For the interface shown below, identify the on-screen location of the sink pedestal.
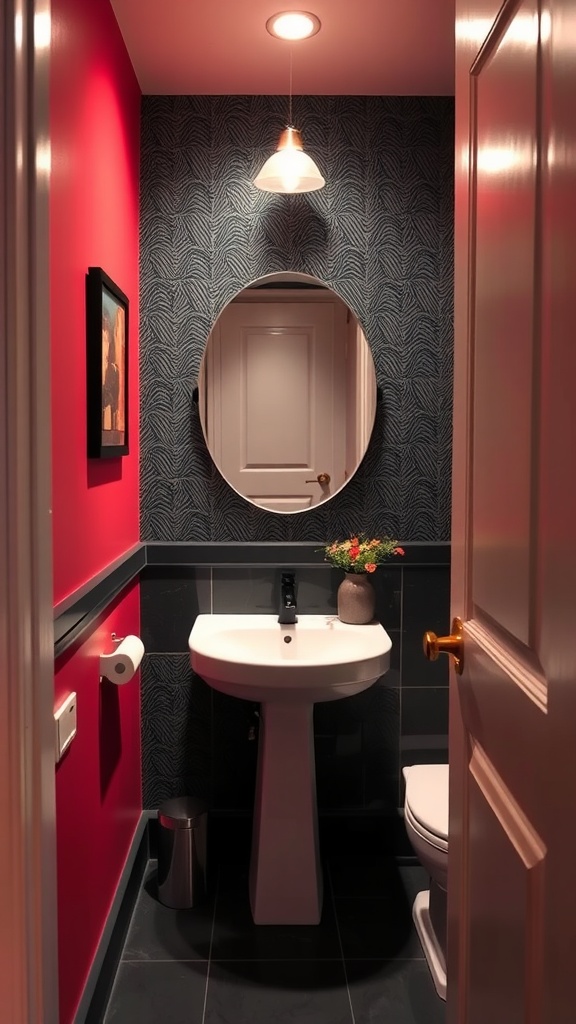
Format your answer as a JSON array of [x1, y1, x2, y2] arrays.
[[249, 701, 322, 925], [189, 613, 392, 926]]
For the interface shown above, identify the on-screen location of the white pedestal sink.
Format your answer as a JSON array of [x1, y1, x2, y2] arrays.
[[189, 613, 391, 925]]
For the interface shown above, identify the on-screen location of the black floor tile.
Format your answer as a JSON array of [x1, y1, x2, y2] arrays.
[[215, 859, 250, 896], [122, 865, 215, 962], [100, 856, 445, 1024], [204, 960, 353, 1024], [210, 890, 342, 961], [346, 958, 446, 1024], [400, 865, 430, 906], [334, 896, 424, 960], [103, 960, 208, 1023], [329, 855, 427, 901]]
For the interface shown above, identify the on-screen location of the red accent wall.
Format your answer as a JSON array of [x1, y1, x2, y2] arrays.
[[51, 0, 141, 606], [55, 586, 142, 1024], [50, 2, 142, 1022]]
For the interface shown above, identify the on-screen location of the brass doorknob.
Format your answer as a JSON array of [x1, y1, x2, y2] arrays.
[[305, 472, 331, 486], [423, 617, 464, 675]]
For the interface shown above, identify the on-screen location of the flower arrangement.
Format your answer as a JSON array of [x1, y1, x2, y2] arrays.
[[322, 534, 405, 574]]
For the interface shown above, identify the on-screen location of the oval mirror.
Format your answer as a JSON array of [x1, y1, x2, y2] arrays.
[[198, 273, 377, 514]]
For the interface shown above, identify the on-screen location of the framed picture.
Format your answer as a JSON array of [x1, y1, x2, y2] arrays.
[[86, 267, 129, 457]]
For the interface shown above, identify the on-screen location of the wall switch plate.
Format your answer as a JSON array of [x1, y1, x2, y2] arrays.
[[54, 691, 77, 763]]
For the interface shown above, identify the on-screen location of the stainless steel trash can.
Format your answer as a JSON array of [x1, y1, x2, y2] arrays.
[[157, 796, 207, 909]]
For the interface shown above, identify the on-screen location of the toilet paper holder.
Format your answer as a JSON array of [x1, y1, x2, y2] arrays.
[[100, 633, 145, 684]]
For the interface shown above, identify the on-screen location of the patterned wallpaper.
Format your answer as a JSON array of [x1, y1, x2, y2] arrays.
[[140, 95, 454, 542]]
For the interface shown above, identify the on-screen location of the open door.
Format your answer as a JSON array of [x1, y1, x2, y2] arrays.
[[446, 1, 576, 1021]]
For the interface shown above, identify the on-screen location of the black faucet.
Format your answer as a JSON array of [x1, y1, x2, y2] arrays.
[[279, 572, 297, 624]]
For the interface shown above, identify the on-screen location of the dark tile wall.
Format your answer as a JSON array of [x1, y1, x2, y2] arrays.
[[140, 555, 450, 813], [139, 95, 454, 542]]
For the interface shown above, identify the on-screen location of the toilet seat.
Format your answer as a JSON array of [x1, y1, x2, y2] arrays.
[[405, 801, 448, 853], [404, 764, 449, 850]]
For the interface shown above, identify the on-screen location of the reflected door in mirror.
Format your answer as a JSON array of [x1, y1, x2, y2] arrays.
[[203, 300, 347, 512], [198, 275, 377, 515]]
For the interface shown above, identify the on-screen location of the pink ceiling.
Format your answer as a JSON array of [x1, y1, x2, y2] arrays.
[[110, 0, 455, 96]]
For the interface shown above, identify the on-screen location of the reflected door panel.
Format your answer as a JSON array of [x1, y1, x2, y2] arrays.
[[200, 280, 374, 513]]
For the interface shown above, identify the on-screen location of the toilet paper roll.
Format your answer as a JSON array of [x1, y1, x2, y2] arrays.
[[100, 635, 145, 685]]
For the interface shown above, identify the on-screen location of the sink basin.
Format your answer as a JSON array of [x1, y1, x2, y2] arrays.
[[189, 613, 392, 926], [189, 613, 391, 702]]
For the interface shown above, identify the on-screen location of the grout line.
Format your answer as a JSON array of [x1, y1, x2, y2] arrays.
[[200, 863, 220, 1024], [120, 954, 425, 963], [207, 957, 359, 963], [327, 865, 357, 1024], [343, 955, 425, 961], [208, 955, 425, 962], [121, 957, 211, 963]]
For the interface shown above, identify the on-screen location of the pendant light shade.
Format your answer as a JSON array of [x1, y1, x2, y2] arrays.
[[254, 17, 325, 195], [254, 126, 325, 194]]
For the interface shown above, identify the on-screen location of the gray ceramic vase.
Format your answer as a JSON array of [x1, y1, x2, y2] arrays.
[[337, 572, 376, 624]]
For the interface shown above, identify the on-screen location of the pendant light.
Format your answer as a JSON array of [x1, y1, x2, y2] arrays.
[[254, 25, 325, 194]]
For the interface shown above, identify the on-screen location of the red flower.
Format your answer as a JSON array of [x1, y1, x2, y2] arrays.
[[393, 547, 405, 556], [365, 563, 377, 573], [349, 546, 360, 559]]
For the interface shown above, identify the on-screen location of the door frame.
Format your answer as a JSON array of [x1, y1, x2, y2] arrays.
[[0, 0, 59, 1020]]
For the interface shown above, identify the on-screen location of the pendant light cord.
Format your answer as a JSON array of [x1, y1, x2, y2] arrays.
[[288, 47, 293, 126]]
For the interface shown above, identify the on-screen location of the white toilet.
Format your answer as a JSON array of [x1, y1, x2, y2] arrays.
[[403, 763, 449, 1000]]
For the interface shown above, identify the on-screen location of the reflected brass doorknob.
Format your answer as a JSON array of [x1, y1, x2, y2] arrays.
[[423, 617, 464, 675], [305, 472, 331, 486]]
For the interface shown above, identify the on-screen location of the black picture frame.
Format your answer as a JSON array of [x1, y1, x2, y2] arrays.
[[86, 267, 129, 458]]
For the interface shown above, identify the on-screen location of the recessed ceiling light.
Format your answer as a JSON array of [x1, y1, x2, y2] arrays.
[[266, 11, 321, 41]]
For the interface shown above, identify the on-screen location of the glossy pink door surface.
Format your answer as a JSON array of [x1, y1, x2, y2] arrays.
[[451, 1, 576, 1021]]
